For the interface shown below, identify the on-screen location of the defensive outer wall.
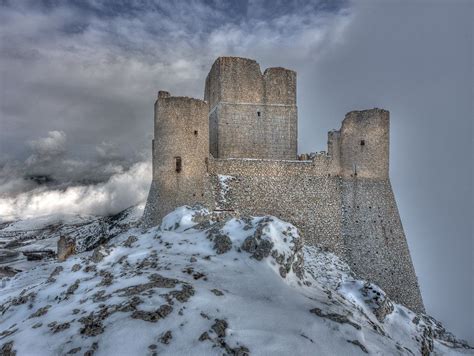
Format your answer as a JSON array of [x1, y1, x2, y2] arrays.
[[143, 56, 424, 313]]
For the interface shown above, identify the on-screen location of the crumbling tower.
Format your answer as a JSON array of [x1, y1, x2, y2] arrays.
[[205, 57, 297, 159], [142, 91, 210, 226]]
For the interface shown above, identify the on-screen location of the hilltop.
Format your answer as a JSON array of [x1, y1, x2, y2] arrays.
[[0, 206, 472, 355]]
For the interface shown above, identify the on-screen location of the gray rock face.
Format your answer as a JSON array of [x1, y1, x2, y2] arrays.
[[241, 223, 274, 261], [91, 245, 109, 263], [211, 319, 228, 337], [310, 308, 361, 330], [212, 234, 232, 254]]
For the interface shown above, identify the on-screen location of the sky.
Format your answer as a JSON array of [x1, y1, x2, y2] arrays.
[[0, 0, 472, 344]]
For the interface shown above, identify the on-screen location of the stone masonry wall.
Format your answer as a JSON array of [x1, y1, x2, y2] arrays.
[[206, 158, 424, 313], [209, 104, 297, 159], [207, 156, 344, 254], [340, 178, 424, 312], [205, 57, 297, 160]]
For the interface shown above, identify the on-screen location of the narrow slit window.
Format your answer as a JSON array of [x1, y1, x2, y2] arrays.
[[360, 139, 365, 146], [194, 130, 198, 136], [175, 157, 182, 173], [257, 111, 261, 117]]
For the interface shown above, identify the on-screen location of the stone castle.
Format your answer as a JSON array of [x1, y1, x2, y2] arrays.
[[143, 56, 424, 313]]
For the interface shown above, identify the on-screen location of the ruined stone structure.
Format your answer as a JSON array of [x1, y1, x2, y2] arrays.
[[143, 56, 424, 313]]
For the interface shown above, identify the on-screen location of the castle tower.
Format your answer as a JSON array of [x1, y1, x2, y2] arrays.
[[205, 57, 297, 159], [330, 109, 424, 313], [142, 91, 210, 226]]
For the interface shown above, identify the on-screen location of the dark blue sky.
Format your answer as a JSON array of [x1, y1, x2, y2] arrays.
[[0, 0, 472, 343]]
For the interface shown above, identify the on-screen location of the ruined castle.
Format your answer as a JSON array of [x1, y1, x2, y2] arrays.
[[143, 57, 424, 313]]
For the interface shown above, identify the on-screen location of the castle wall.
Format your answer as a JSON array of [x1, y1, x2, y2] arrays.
[[205, 57, 297, 160], [340, 178, 425, 313], [207, 157, 344, 254], [142, 92, 212, 226]]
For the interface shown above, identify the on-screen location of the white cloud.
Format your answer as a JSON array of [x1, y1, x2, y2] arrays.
[[0, 161, 151, 221]]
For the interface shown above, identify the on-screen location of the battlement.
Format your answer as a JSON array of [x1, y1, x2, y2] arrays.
[[205, 56, 296, 110]]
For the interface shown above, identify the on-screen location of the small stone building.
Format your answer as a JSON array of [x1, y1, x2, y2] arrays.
[[143, 56, 424, 313]]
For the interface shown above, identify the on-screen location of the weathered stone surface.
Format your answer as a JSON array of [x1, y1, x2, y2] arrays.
[[211, 319, 228, 338], [131, 304, 173, 323], [159, 330, 173, 344], [1, 341, 16, 356], [241, 229, 273, 261], [212, 233, 232, 254], [310, 308, 361, 330], [91, 245, 109, 263], [57, 236, 76, 261]]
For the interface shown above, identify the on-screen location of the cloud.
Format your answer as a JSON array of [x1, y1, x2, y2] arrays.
[[27, 130, 67, 162], [0, 161, 151, 221]]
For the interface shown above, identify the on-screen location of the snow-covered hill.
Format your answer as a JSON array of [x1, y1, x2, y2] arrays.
[[0, 204, 143, 275], [0, 206, 472, 355]]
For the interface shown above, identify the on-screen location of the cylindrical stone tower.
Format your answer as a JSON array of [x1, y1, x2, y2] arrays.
[[142, 91, 210, 226]]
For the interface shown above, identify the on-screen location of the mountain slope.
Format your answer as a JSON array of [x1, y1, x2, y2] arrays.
[[0, 206, 472, 355]]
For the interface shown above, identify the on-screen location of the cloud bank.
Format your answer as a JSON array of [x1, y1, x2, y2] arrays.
[[0, 161, 151, 221]]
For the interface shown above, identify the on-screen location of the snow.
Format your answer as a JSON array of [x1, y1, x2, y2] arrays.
[[0, 206, 472, 355], [217, 175, 234, 206]]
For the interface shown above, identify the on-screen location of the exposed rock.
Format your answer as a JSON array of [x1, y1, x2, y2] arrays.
[[159, 330, 173, 344], [123, 235, 138, 248], [57, 236, 76, 261], [232, 346, 250, 355], [211, 319, 228, 337], [131, 304, 173, 322], [213, 233, 232, 254], [91, 245, 109, 263], [198, 332, 210, 342], [22, 249, 55, 261], [29, 305, 51, 318], [241, 235, 273, 260], [1, 341, 16, 356], [66, 347, 81, 354], [116, 274, 180, 297], [79, 313, 105, 337], [169, 284, 195, 303], [0, 266, 21, 277], [211, 289, 224, 296], [361, 283, 394, 322], [347, 340, 368, 353], [47, 266, 63, 283], [50, 322, 70, 333], [310, 308, 361, 330], [66, 279, 80, 297], [98, 271, 113, 286]]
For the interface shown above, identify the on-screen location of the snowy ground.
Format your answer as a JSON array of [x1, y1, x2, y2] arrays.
[[0, 206, 472, 355]]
